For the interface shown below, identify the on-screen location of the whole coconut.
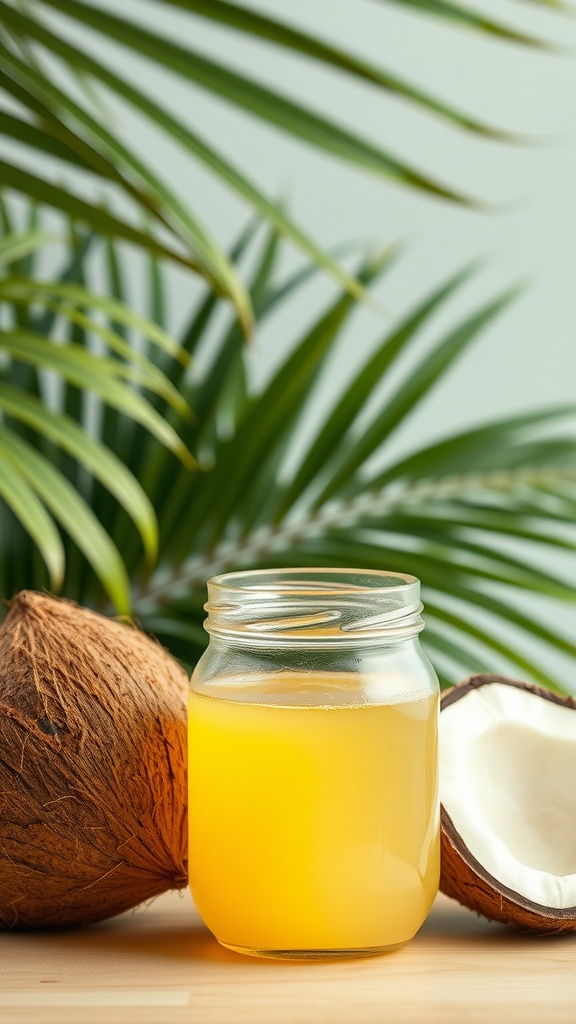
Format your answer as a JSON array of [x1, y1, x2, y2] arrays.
[[0, 591, 188, 928]]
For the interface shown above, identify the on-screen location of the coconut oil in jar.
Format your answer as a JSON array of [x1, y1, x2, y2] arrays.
[[188, 569, 440, 958]]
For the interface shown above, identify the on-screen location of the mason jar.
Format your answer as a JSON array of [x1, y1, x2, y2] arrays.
[[188, 568, 440, 959]]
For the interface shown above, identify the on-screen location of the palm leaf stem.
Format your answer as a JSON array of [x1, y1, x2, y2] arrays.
[[132, 465, 576, 609]]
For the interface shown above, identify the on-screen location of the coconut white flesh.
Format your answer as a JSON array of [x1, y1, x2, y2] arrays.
[[440, 683, 576, 910]]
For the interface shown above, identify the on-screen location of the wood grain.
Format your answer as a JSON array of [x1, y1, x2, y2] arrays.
[[0, 891, 575, 1023]]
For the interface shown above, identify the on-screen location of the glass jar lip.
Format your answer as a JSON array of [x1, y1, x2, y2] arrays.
[[204, 568, 424, 646], [209, 567, 420, 597]]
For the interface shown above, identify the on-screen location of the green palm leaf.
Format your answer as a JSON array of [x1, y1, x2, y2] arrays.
[[0, 383, 159, 558], [0, 11, 366, 306], [273, 264, 477, 520], [0, 0, 570, 681], [0, 429, 131, 612], [0, 110, 106, 174], [14, 313, 186, 415], [311, 288, 520, 506], [370, 408, 576, 486], [21, 0, 468, 202], [431, 579, 576, 663], [159, 0, 547, 135], [0, 39, 253, 328], [0, 0, 563, 316], [424, 601, 561, 691], [380, 0, 563, 46], [0, 159, 211, 277], [0, 440, 64, 590], [0, 1, 362, 309], [0, 223, 195, 605], [111, 231, 575, 691], [423, 627, 492, 680], [1, 279, 187, 363], [0, 329, 193, 463], [0, 228, 51, 268], [161, 248, 396, 559]]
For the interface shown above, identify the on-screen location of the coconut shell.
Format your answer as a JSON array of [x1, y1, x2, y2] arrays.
[[0, 591, 188, 929], [440, 674, 576, 934]]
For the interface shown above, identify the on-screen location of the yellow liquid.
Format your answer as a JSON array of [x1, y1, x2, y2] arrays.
[[188, 678, 439, 956]]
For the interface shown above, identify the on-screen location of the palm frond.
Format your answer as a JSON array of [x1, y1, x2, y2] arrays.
[[158, 247, 397, 561], [0, 436, 65, 590], [161, 0, 556, 130], [0, 0, 563, 317], [14, 0, 471, 203], [0, 227, 51, 267], [2, 279, 188, 364], [0, 220, 193, 609], [71, 228, 573, 692], [0, 428, 131, 611], [380, 0, 565, 46], [3, 208, 575, 692]]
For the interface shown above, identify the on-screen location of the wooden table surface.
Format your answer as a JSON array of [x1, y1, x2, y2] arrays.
[[0, 890, 574, 1024]]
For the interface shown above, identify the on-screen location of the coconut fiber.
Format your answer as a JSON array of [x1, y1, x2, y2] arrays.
[[0, 591, 188, 928]]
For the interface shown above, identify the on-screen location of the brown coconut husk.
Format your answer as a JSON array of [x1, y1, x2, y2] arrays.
[[440, 674, 576, 934], [0, 591, 188, 929]]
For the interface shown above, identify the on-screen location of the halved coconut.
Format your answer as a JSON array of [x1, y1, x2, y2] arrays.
[[440, 674, 576, 933]]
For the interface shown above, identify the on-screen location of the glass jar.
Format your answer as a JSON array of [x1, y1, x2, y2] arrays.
[[188, 568, 439, 959]]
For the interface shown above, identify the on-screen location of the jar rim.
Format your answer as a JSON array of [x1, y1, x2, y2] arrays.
[[209, 567, 419, 596], [204, 568, 424, 646]]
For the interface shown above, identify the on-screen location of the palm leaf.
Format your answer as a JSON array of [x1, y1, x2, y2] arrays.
[[0, 159, 211, 278], [380, 0, 563, 46], [160, 248, 396, 560], [23, 0, 470, 202], [1, 278, 188, 364], [0, 0, 562, 316], [273, 263, 477, 520], [0, 227, 51, 268], [3, 13, 365, 304], [0, 224, 195, 606], [3, 202, 575, 691], [424, 601, 561, 691], [0, 2, 364, 307], [0, 429, 131, 612], [0, 328, 193, 464], [159, 0, 546, 135], [368, 407, 576, 487], [310, 287, 520, 506], [423, 627, 493, 682], [0, 109, 108, 174], [0, 39, 253, 328], [97, 229, 575, 693], [431, 579, 576, 663], [0, 439, 64, 590], [125, 221, 270, 532]]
